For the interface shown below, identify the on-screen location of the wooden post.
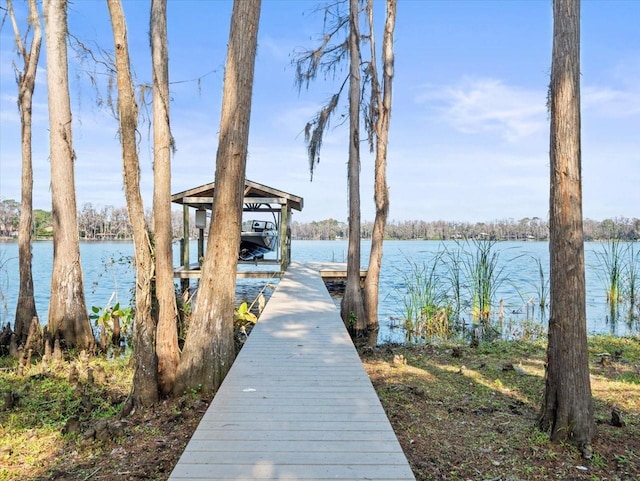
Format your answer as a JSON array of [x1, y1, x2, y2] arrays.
[[181, 204, 190, 292], [198, 228, 204, 265], [279, 204, 289, 271], [182, 205, 190, 269]]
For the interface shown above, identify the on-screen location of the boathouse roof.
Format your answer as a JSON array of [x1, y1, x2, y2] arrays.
[[171, 179, 304, 212]]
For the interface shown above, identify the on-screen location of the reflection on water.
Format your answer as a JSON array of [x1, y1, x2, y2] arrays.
[[0, 239, 638, 344]]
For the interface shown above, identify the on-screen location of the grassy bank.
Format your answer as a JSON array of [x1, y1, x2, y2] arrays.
[[363, 336, 640, 480], [1, 335, 638, 481]]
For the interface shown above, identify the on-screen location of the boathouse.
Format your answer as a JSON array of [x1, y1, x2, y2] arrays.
[[171, 179, 303, 280]]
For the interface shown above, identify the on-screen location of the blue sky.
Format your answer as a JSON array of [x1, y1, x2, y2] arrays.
[[1, 0, 638, 223]]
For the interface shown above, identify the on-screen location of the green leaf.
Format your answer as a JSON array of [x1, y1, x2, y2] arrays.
[[234, 302, 258, 323]]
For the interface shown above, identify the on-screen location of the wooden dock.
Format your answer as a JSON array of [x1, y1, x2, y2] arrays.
[[174, 261, 367, 282], [168, 262, 415, 481]]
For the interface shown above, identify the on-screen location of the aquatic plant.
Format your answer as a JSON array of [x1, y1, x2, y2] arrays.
[[507, 254, 548, 324], [233, 280, 276, 342], [594, 240, 640, 328], [503, 317, 547, 342], [0, 250, 8, 324], [621, 241, 639, 327], [398, 252, 452, 342], [530, 256, 550, 319], [531, 255, 549, 312], [90, 295, 134, 352], [595, 238, 624, 304], [442, 244, 464, 321], [623, 241, 638, 306], [460, 238, 507, 325], [234, 301, 257, 324]]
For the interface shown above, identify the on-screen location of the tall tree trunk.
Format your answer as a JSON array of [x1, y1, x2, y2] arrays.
[[151, 0, 179, 397], [363, 0, 395, 336], [341, 0, 366, 336], [173, 0, 261, 396], [43, 0, 94, 351], [539, 0, 594, 455], [107, 0, 159, 408], [8, 0, 42, 345]]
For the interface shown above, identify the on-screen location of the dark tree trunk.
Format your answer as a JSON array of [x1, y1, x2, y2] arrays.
[[151, 0, 180, 397], [363, 0, 395, 336], [539, 0, 594, 455], [340, 0, 366, 336], [174, 0, 261, 396], [107, 0, 159, 407]]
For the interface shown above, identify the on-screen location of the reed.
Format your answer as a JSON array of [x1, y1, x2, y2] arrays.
[[623, 241, 638, 306], [595, 239, 624, 304], [442, 244, 464, 321], [460, 238, 506, 325], [621, 242, 639, 326], [398, 252, 452, 342], [531, 255, 549, 312], [511, 256, 548, 323], [0, 250, 8, 323]]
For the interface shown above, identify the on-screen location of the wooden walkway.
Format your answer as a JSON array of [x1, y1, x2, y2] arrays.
[[168, 262, 415, 481]]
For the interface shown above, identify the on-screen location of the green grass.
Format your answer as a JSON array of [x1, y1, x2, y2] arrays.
[[1, 360, 129, 428], [587, 335, 640, 359], [0, 354, 132, 480]]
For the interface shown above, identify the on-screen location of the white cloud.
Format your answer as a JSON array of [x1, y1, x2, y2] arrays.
[[583, 85, 640, 117], [416, 77, 547, 142]]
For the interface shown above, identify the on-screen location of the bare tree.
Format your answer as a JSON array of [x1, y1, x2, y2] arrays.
[[43, 0, 94, 350], [362, 0, 396, 334], [151, 0, 179, 397], [7, 0, 41, 344], [340, 0, 366, 335], [293, 0, 396, 337], [539, 0, 594, 456], [174, 0, 261, 396], [106, 0, 159, 408]]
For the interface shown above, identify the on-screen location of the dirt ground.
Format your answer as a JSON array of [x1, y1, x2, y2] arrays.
[[2, 339, 639, 481], [361, 342, 639, 481]]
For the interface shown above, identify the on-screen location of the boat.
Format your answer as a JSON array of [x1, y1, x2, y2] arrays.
[[239, 220, 278, 260]]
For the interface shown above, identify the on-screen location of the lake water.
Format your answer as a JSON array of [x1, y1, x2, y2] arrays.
[[0, 239, 638, 342]]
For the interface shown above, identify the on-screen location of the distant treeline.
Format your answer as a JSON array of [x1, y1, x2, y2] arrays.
[[1, 199, 638, 242], [291, 217, 640, 242], [0, 200, 188, 240]]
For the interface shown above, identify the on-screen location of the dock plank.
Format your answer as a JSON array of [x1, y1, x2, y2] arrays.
[[168, 263, 415, 481]]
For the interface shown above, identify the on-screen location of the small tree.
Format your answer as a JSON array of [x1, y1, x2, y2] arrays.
[[7, 0, 42, 344], [539, 0, 594, 455], [362, 0, 396, 334], [294, 0, 396, 337]]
